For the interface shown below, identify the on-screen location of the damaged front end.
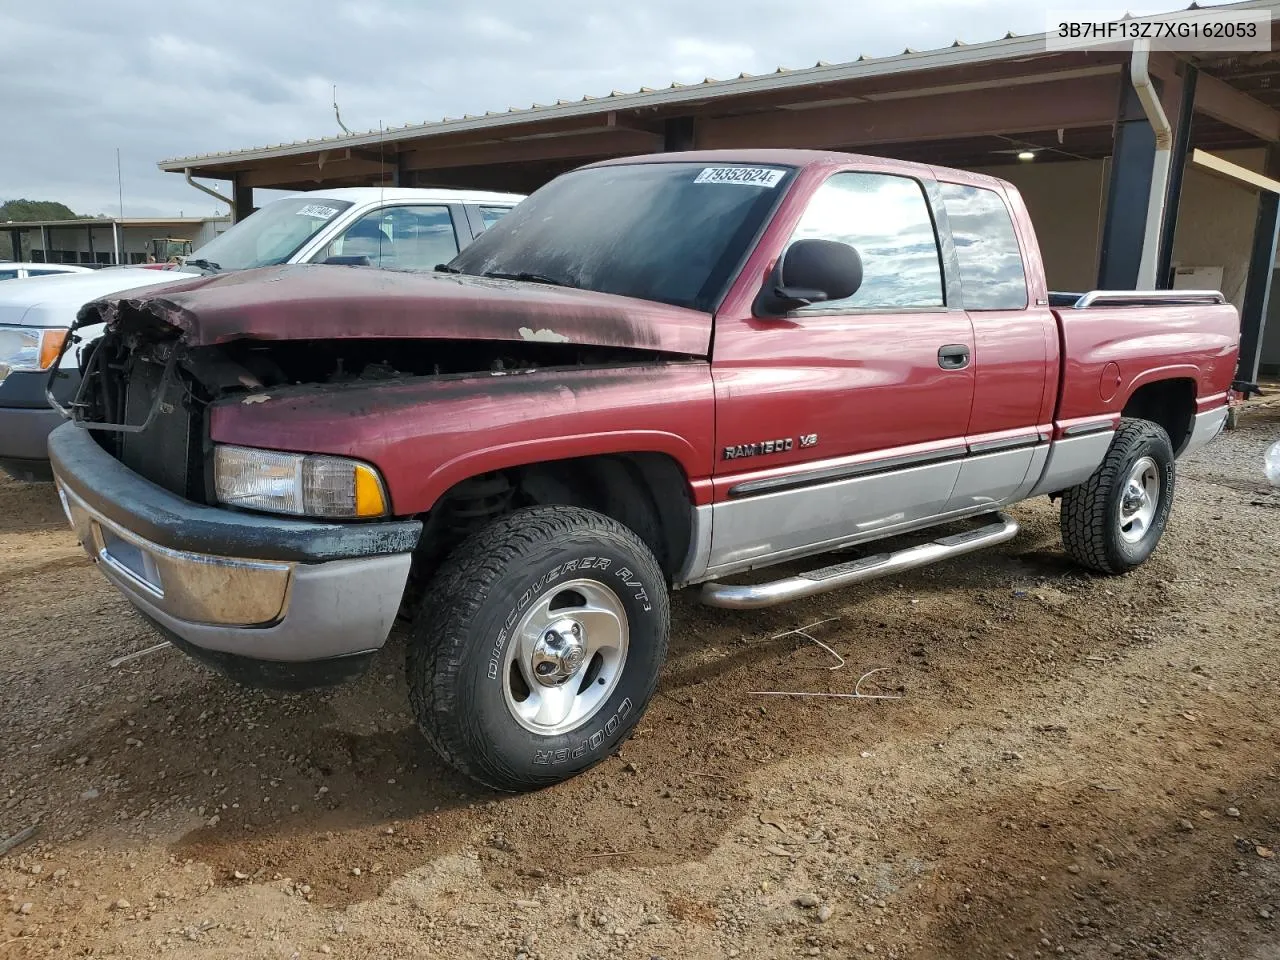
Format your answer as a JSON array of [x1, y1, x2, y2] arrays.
[[51, 267, 707, 508]]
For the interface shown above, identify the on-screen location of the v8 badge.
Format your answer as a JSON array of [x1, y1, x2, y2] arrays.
[[799, 433, 819, 448]]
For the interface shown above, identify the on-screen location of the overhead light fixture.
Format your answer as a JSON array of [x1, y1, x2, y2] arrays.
[[1017, 150, 1037, 161]]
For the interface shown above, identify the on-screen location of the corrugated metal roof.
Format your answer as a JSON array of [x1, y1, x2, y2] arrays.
[[159, 0, 1276, 172]]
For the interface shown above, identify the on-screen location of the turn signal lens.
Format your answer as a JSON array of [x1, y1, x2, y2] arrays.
[[354, 463, 388, 517], [38, 329, 69, 370]]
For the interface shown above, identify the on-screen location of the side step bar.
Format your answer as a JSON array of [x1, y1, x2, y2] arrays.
[[699, 513, 1020, 610]]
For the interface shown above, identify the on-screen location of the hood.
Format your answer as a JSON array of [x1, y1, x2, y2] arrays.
[[80, 263, 712, 357], [0, 267, 196, 329]]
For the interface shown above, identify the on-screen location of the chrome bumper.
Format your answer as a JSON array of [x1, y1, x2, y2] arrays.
[[59, 482, 412, 662]]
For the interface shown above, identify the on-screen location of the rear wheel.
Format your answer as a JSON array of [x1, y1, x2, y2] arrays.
[[1060, 418, 1175, 574], [406, 505, 669, 791]]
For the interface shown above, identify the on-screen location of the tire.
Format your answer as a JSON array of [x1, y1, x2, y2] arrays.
[[1060, 418, 1175, 574], [406, 505, 669, 791]]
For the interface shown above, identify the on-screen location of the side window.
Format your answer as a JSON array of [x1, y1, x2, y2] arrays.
[[0, 270, 19, 281], [29, 269, 64, 277], [478, 205, 512, 231], [789, 172, 944, 310], [939, 183, 1028, 310], [319, 205, 458, 270]]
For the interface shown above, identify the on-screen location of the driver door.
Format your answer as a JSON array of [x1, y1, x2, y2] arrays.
[[707, 170, 975, 574]]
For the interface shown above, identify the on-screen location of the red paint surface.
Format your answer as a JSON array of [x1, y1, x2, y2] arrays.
[[211, 364, 717, 513], [195, 151, 1241, 515], [93, 263, 712, 357]]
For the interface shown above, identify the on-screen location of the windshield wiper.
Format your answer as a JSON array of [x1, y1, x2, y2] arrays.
[[184, 258, 222, 273], [481, 270, 577, 288], [434, 263, 463, 274]]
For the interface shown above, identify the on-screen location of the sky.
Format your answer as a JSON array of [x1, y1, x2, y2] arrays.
[[0, 0, 1220, 219]]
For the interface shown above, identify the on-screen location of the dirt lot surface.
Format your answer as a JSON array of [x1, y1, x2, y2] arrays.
[[2, 404, 1278, 960]]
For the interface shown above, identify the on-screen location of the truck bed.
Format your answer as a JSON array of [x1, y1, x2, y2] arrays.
[[1048, 289, 1240, 431]]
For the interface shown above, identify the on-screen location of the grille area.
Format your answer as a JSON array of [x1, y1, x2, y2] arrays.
[[118, 355, 200, 499], [81, 333, 206, 502]]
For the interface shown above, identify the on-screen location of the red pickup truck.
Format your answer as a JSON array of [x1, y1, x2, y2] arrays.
[[48, 150, 1240, 791]]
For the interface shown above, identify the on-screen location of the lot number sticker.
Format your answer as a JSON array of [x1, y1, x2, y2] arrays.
[[296, 204, 342, 219], [694, 167, 785, 187]]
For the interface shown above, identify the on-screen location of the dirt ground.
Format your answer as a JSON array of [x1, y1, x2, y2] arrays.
[[2, 403, 1278, 960]]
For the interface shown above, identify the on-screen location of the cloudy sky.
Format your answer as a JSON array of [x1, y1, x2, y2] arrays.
[[2, 0, 1212, 218]]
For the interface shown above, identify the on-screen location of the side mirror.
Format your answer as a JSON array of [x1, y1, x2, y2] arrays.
[[323, 255, 372, 267], [758, 239, 862, 314]]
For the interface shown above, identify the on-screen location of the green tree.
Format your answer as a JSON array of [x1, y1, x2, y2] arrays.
[[0, 199, 84, 259], [0, 199, 82, 223]]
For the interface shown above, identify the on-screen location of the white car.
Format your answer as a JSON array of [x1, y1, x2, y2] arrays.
[[0, 262, 95, 281], [0, 187, 523, 480]]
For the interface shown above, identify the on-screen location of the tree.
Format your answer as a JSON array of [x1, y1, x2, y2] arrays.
[[0, 199, 82, 223], [0, 200, 84, 259]]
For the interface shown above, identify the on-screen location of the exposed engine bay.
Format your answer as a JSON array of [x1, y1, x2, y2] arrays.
[[59, 302, 680, 504]]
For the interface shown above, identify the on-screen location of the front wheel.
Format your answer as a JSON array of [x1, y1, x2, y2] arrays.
[[1060, 418, 1175, 574], [407, 505, 669, 791]]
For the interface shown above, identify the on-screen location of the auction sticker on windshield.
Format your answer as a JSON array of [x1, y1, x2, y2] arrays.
[[295, 204, 342, 219], [694, 167, 786, 187]]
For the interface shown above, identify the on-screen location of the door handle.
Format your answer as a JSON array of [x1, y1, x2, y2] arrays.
[[937, 344, 970, 370]]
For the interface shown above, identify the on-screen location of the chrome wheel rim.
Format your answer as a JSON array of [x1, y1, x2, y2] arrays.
[[1118, 456, 1160, 544], [501, 578, 629, 736]]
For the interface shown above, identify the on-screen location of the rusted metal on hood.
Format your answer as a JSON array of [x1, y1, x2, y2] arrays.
[[77, 264, 712, 357]]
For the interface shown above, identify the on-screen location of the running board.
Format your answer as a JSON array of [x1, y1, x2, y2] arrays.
[[698, 513, 1020, 610]]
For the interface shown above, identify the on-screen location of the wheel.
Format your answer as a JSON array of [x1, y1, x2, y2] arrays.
[[1060, 418, 1175, 574], [407, 505, 669, 791]]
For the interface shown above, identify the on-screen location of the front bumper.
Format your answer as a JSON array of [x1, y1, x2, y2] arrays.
[[0, 368, 83, 481], [49, 423, 422, 687], [0, 406, 63, 479]]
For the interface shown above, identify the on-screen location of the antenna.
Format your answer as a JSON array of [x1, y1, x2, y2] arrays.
[[333, 84, 353, 136], [379, 121, 386, 264], [116, 147, 125, 266]]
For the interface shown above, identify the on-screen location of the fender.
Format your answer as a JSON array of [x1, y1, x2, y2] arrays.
[[1118, 364, 1201, 406], [413, 430, 711, 513]]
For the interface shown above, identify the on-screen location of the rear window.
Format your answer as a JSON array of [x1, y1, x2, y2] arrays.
[[940, 183, 1028, 310], [0, 270, 18, 281]]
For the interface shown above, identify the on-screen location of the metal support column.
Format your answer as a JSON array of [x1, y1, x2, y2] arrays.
[[232, 175, 254, 223], [1098, 76, 1159, 289], [39, 225, 48, 263], [663, 117, 696, 152], [1156, 65, 1197, 288], [111, 222, 121, 266], [86, 226, 95, 265], [1237, 146, 1280, 387]]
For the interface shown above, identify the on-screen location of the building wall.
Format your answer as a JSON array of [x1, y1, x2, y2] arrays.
[[1168, 148, 1265, 310], [28, 221, 229, 264]]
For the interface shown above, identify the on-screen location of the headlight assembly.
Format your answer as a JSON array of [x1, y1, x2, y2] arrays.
[[213, 445, 389, 519], [0, 325, 68, 383]]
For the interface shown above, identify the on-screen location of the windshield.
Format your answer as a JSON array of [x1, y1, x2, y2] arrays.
[[189, 197, 354, 271], [446, 162, 794, 311]]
